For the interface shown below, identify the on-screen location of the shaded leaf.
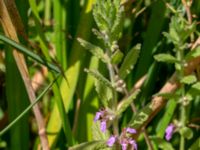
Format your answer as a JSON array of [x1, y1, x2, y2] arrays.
[[189, 137, 200, 150], [151, 137, 175, 150], [95, 79, 112, 107]]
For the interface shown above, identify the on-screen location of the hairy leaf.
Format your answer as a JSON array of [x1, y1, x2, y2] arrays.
[[92, 122, 110, 141], [95, 79, 112, 107], [85, 69, 113, 89], [119, 44, 140, 79], [117, 89, 140, 116], [77, 38, 110, 63]]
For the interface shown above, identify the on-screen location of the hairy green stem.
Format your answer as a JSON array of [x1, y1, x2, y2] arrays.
[[177, 46, 186, 150]]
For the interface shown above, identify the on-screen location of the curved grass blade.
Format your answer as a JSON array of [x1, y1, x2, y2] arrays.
[[0, 73, 60, 136], [0, 33, 60, 73]]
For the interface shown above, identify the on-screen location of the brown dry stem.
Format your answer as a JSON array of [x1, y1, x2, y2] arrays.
[[0, 0, 49, 149]]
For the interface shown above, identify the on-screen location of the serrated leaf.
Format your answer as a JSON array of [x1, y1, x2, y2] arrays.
[[181, 75, 197, 84], [92, 122, 110, 141], [117, 89, 140, 116], [69, 141, 107, 150], [85, 69, 113, 89], [179, 127, 193, 140], [111, 50, 124, 64], [95, 79, 112, 107], [151, 137, 175, 150], [185, 46, 200, 60], [77, 38, 109, 63], [119, 44, 140, 79], [154, 53, 179, 63]]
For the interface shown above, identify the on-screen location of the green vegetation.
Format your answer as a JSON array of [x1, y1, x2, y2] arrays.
[[0, 0, 200, 149]]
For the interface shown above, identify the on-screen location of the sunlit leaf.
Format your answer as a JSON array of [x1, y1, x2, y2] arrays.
[[154, 53, 179, 63]]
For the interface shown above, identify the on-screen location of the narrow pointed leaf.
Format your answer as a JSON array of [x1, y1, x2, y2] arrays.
[[154, 53, 179, 63], [85, 69, 113, 89], [77, 38, 110, 63], [117, 89, 140, 116], [69, 141, 107, 150], [119, 44, 140, 79], [95, 79, 112, 107]]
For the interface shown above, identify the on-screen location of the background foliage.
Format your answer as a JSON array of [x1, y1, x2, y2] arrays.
[[0, 0, 200, 149]]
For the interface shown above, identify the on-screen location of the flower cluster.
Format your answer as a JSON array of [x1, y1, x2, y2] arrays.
[[107, 127, 137, 150], [165, 123, 175, 141], [94, 108, 115, 132]]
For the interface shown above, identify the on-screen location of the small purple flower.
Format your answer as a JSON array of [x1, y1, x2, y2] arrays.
[[107, 135, 116, 147], [165, 124, 175, 141], [121, 142, 127, 150], [100, 121, 107, 132], [107, 127, 138, 150], [94, 112, 102, 122], [126, 127, 137, 134], [94, 108, 115, 133], [129, 139, 137, 150]]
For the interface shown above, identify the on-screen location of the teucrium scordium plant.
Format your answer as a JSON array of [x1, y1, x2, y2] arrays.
[[71, 0, 140, 149]]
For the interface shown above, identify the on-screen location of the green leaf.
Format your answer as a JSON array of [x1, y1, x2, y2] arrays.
[[154, 53, 179, 63], [191, 82, 200, 91], [153, 93, 180, 99], [185, 46, 200, 60], [179, 127, 193, 140], [95, 79, 112, 107], [77, 38, 110, 63], [0, 33, 60, 73], [85, 69, 113, 89], [156, 99, 177, 138], [180, 75, 197, 84], [117, 89, 140, 116], [119, 44, 140, 79], [189, 137, 200, 150], [151, 137, 175, 150], [111, 50, 124, 64], [69, 141, 108, 150]]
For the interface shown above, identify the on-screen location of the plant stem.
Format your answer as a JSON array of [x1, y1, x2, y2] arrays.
[[177, 46, 186, 150]]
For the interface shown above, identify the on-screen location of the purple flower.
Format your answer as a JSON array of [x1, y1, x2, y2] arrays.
[[100, 121, 107, 132], [94, 112, 102, 122], [107, 136, 116, 147], [121, 142, 127, 150], [107, 127, 138, 150], [126, 127, 137, 134], [94, 108, 115, 133], [165, 124, 175, 141], [129, 139, 137, 150]]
